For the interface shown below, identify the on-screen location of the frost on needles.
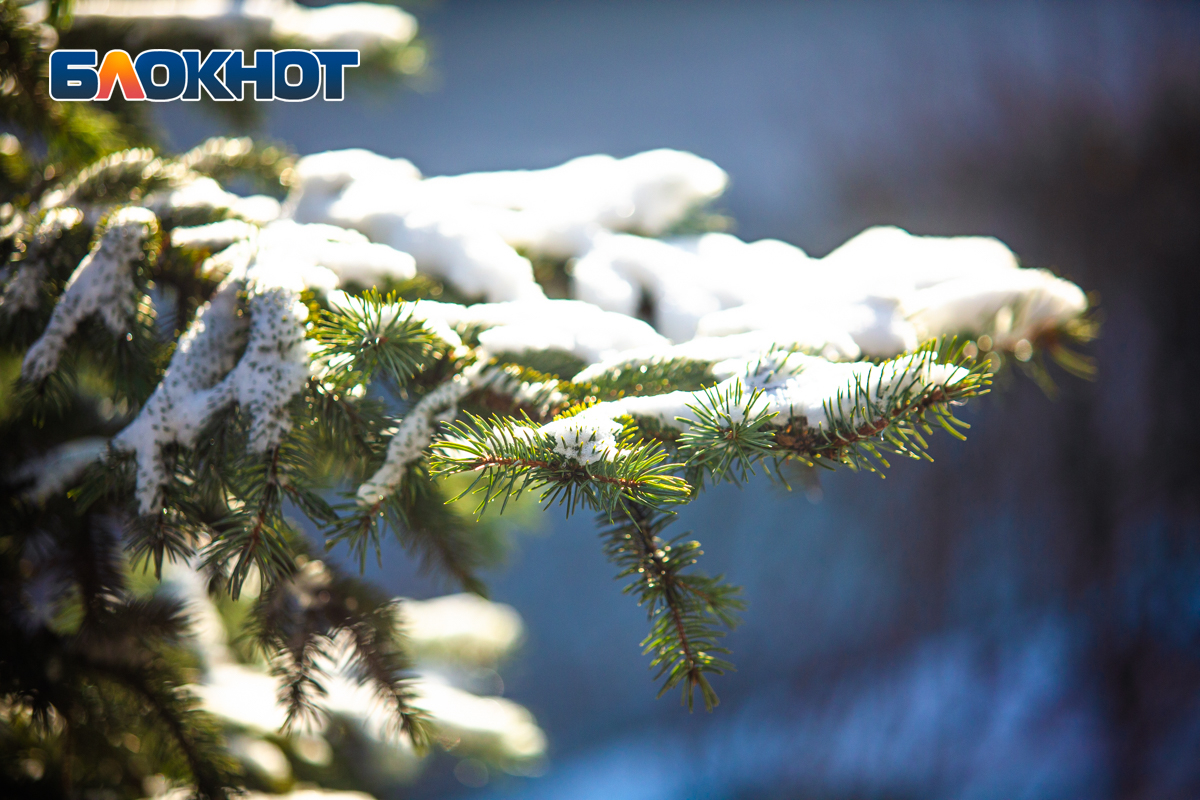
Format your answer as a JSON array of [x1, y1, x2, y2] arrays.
[[3, 136, 1095, 717]]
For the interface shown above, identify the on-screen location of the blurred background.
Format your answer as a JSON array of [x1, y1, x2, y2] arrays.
[[153, 2, 1200, 797]]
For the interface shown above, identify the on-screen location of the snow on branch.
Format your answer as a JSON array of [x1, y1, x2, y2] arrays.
[[429, 342, 987, 511], [284, 148, 1086, 366], [0, 206, 86, 315], [286, 148, 727, 301], [356, 363, 485, 507], [326, 290, 669, 366], [112, 219, 418, 512], [21, 206, 160, 382], [575, 226, 1088, 351]]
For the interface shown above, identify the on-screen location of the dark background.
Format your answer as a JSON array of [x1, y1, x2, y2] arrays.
[[160, 3, 1200, 797]]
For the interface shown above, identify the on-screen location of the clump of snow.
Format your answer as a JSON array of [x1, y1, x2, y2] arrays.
[[8, 437, 108, 502], [572, 226, 1086, 357], [1, 207, 85, 315], [903, 266, 1088, 349], [573, 231, 906, 351], [194, 660, 291, 734], [695, 297, 913, 361], [572, 232, 720, 343], [229, 735, 291, 782], [539, 415, 623, 464], [261, 221, 416, 288], [288, 154, 543, 303], [414, 678, 547, 761], [169, 219, 258, 252], [285, 148, 727, 302], [470, 300, 667, 365], [418, 148, 728, 258], [285, 150, 423, 220], [21, 206, 158, 382], [273, 0, 417, 50], [144, 176, 281, 224]]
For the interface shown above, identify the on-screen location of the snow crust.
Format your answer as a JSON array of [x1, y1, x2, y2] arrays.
[[21, 206, 158, 382]]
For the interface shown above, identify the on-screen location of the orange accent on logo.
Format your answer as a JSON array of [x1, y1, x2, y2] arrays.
[[96, 50, 145, 101]]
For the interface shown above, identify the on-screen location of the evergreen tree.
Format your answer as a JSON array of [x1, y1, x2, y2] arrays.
[[0, 1, 1097, 797]]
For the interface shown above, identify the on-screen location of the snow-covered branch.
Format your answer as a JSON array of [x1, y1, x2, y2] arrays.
[[3, 138, 1093, 717]]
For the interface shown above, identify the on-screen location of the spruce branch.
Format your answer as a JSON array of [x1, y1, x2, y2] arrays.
[[249, 572, 333, 735], [600, 505, 744, 711], [40, 148, 159, 209], [89, 660, 239, 800], [772, 340, 993, 471], [313, 288, 439, 388], [248, 557, 431, 749], [125, 510, 199, 580], [574, 355, 716, 401], [302, 377, 392, 475], [200, 444, 295, 599], [677, 383, 778, 484], [342, 601, 432, 750], [431, 413, 692, 518], [0, 1, 134, 186]]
